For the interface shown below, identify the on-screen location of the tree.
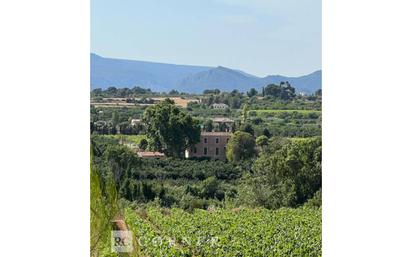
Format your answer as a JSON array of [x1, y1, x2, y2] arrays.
[[106, 86, 117, 96], [264, 82, 296, 100], [91, 88, 103, 96], [241, 104, 249, 124], [143, 99, 201, 158], [104, 145, 141, 186], [247, 88, 258, 97], [200, 177, 221, 199], [203, 89, 220, 95], [204, 119, 213, 132], [239, 123, 254, 136], [118, 121, 132, 135], [169, 89, 179, 95], [315, 89, 322, 98], [251, 137, 322, 209], [226, 131, 257, 162], [263, 128, 272, 138], [138, 138, 148, 150], [111, 111, 120, 127], [256, 135, 269, 148]]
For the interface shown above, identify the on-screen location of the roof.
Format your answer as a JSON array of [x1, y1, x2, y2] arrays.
[[137, 151, 165, 158], [201, 132, 232, 136], [212, 103, 229, 106], [212, 117, 234, 123]]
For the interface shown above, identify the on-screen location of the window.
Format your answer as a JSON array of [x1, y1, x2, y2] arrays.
[[203, 147, 207, 155], [193, 147, 197, 154], [216, 147, 219, 155], [204, 138, 208, 144], [216, 138, 219, 144]]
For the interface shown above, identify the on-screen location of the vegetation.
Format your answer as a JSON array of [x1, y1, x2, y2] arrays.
[[90, 82, 322, 256], [226, 131, 257, 162], [90, 150, 120, 257], [91, 86, 152, 98], [239, 137, 322, 209], [263, 82, 296, 100], [125, 207, 321, 256], [143, 99, 201, 157]]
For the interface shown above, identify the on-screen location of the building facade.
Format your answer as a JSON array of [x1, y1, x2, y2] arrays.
[[212, 103, 229, 109], [211, 117, 234, 132], [185, 132, 232, 160]]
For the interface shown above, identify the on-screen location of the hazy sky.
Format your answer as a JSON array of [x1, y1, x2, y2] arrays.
[[91, 0, 321, 77]]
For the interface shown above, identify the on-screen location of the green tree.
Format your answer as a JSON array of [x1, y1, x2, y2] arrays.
[[138, 138, 148, 150], [247, 88, 258, 97], [263, 128, 272, 138], [201, 177, 222, 200], [112, 111, 120, 127], [169, 89, 179, 95], [226, 131, 257, 162], [241, 104, 249, 124], [143, 99, 201, 157], [264, 82, 296, 100], [315, 89, 322, 100], [256, 135, 269, 148], [104, 145, 141, 186], [203, 89, 220, 95], [239, 123, 254, 136], [204, 119, 214, 132], [251, 137, 322, 209]]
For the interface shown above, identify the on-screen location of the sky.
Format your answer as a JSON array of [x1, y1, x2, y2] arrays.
[[91, 0, 321, 77]]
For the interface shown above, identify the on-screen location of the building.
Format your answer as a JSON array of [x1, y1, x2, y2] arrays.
[[185, 132, 232, 160], [211, 103, 229, 109], [131, 119, 141, 126], [137, 151, 166, 159], [211, 117, 235, 132]]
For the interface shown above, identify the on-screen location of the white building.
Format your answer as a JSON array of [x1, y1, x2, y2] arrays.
[[131, 119, 141, 126], [211, 103, 229, 109]]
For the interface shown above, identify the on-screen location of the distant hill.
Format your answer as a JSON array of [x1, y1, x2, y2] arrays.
[[91, 53, 321, 94]]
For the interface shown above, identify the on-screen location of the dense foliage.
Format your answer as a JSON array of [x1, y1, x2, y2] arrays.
[[125, 207, 321, 256], [237, 137, 322, 209], [90, 83, 322, 256], [143, 99, 201, 157], [226, 131, 257, 162], [91, 86, 153, 98], [263, 82, 296, 100]]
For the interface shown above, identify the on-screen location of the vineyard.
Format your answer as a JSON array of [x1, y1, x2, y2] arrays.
[[124, 207, 321, 257]]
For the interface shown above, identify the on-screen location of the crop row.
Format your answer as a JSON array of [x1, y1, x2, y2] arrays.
[[125, 207, 321, 257]]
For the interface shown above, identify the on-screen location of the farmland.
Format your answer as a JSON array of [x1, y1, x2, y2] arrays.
[[125, 207, 321, 257], [90, 85, 322, 256]]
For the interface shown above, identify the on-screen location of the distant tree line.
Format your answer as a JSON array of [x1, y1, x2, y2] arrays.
[[91, 86, 152, 98]]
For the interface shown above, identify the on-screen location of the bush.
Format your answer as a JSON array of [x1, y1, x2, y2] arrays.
[[304, 189, 322, 208]]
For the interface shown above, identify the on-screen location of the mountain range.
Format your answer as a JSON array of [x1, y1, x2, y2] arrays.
[[91, 53, 321, 94]]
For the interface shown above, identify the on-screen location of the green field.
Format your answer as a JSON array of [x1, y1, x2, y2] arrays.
[[251, 109, 321, 114], [125, 207, 321, 257], [101, 134, 147, 144]]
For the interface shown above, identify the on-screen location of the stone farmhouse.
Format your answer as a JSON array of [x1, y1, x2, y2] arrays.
[[185, 132, 232, 160]]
